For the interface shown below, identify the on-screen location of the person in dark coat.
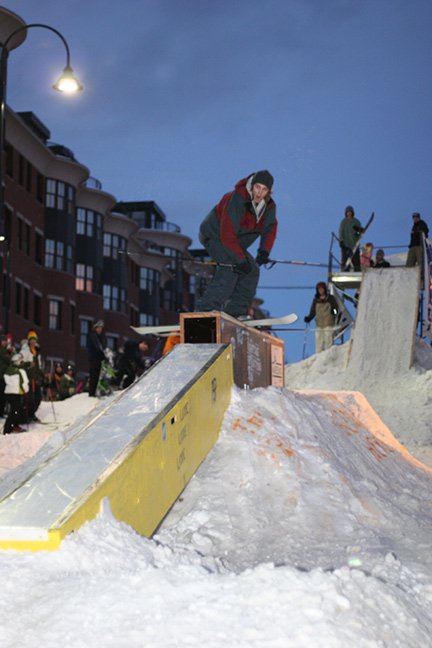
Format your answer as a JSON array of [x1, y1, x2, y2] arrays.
[[0, 334, 12, 418], [406, 212, 429, 269], [59, 364, 76, 400], [114, 339, 149, 389], [338, 205, 363, 271], [374, 249, 391, 268], [87, 320, 106, 397], [196, 170, 278, 318], [304, 282, 339, 354], [20, 330, 44, 422]]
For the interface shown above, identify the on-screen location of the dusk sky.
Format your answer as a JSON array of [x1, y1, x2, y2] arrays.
[[3, 0, 432, 360]]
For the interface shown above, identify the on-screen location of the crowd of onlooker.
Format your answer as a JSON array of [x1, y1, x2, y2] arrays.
[[0, 322, 181, 435], [0, 330, 82, 435], [0, 326, 79, 435]]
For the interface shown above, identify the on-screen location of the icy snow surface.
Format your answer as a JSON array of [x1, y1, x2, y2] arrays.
[[0, 280, 432, 645]]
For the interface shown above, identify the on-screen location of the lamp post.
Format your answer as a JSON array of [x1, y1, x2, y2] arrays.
[[0, 22, 83, 333]]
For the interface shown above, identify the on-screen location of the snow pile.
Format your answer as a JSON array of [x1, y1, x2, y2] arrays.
[[1, 386, 432, 646], [284, 339, 432, 466]]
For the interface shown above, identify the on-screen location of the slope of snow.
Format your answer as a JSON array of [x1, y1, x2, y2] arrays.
[[284, 339, 432, 466], [0, 380, 431, 646]]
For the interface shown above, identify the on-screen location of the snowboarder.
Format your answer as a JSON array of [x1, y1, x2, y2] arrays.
[[406, 212, 429, 269], [338, 205, 363, 271], [304, 282, 339, 353], [195, 170, 278, 318]]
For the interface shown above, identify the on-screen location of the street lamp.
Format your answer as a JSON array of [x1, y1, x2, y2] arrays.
[[0, 22, 83, 333]]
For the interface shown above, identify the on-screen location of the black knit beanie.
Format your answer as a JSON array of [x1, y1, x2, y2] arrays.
[[251, 170, 274, 190]]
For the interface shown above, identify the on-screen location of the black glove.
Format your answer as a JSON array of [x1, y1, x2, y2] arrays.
[[255, 250, 269, 266], [304, 316, 312, 323], [234, 259, 251, 275]]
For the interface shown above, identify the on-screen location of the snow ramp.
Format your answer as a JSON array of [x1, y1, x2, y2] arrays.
[[0, 344, 233, 551], [348, 267, 420, 374]]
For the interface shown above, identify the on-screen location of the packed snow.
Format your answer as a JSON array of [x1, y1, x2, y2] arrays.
[[0, 325, 431, 647]]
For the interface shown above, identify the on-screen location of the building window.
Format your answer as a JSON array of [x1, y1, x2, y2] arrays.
[[103, 233, 126, 259], [139, 312, 157, 326], [26, 161, 32, 193], [80, 319, 91, 348], [105, 335, 118, 351], [15, 281, 22, 315], [48, 299, 62, 330], [103, 284, 125, 311], [17, 218, 23, 250], [34, 294, 42, 326], [70, 303, 76, 335], [18, 220, 31, 255], [139, 267, 160, 293], [45, 239, 64, 270], [162, 287, 177, 311], [66, 244, 73, 274], [46, 179, 75, 212], [25, 223, 31, 255], [23, 286, 29, 320], [5, 144, 13, 177], [35, 233, 43, 265], [76, 264, 94, 292], [18, 154, 25, 186]]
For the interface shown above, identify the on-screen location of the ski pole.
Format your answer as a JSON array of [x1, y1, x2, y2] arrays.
[[265, 259, 328, 269]]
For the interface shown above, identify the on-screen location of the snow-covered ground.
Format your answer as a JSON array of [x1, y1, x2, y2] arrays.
[[0, 328, 431, 646], [1, 262, 432, 647]]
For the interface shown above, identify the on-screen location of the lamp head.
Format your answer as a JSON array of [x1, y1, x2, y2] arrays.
[[53, 64, 83, 93]]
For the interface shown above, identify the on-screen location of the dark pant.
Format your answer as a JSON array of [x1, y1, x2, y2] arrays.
[[88, 359, 102, 397], [3, 394, 26, 434], [27, 383, 42, 419], [114, 355, 136, 389], [341, 246, 360, 271], [196, 236, 259, 317]]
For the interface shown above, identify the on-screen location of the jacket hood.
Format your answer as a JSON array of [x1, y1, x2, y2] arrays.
[[235, 175, 275, 207]]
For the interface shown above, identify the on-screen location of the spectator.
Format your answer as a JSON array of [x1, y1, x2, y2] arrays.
[[114, 339, 149, 389], [87, 320, 106, 397], [406, 212, 429, 269], [59, 364, 76, 400], [360, 242, 374, 269], [47, 362, 64, 401], [338, 205, 363, 271], [20, 329, 44, 422], [304, 282, 339, 354], [374, 249, 391, 268], [3, 352, 29, 434], [162, 333, 181, 356], [0, 334, 12, 418]]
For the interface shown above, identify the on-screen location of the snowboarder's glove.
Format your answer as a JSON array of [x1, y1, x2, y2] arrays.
[[234, 259, 251, 275], [255, 250, 269, 266], [304, 316, 312, 323]]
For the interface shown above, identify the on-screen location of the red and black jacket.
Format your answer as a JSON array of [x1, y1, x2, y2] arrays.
[[199, 175, 278, 263]]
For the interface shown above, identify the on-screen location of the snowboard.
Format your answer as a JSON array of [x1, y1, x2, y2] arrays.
[[131, 313, 298, 336], [344, 211, 375, 271]]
